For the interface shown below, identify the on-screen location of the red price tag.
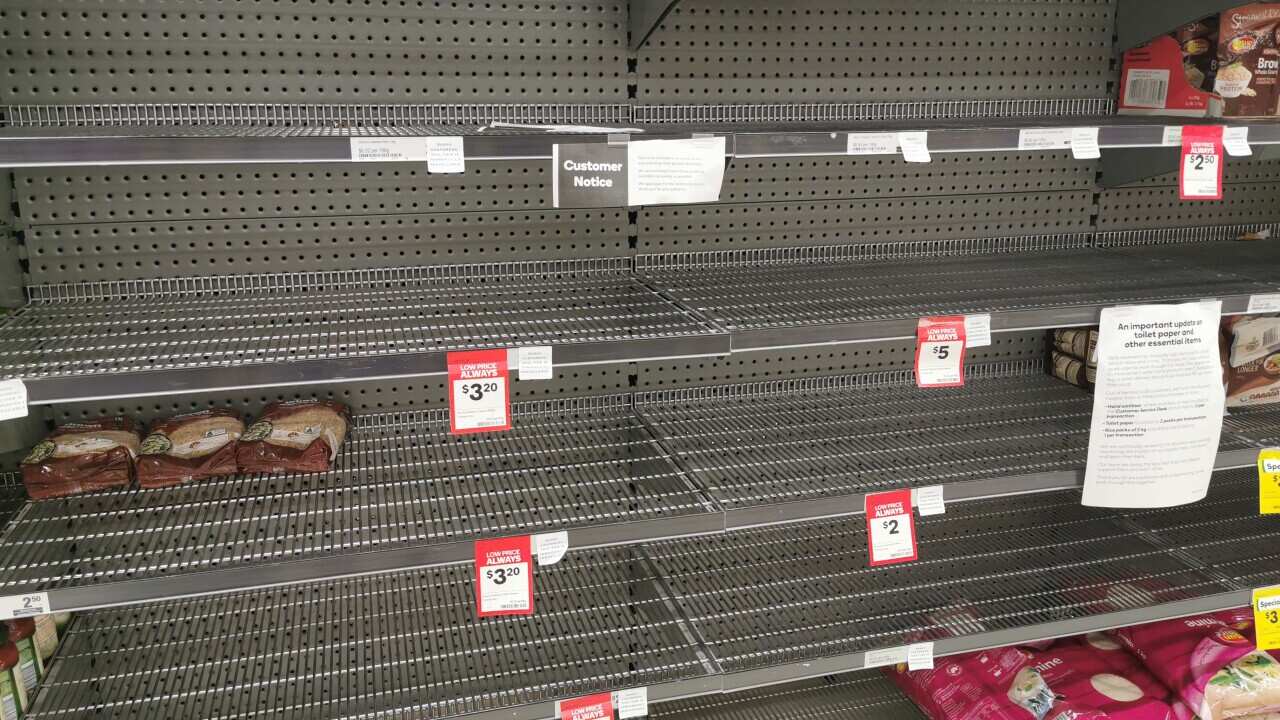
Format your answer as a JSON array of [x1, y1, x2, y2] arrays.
[[448, 349, 511, 435], [475, 536, 534, 618], [1180, 125, 1224, 201], [559, 693, 614, 720], [865, 489, 917, 567], [915, 316, 966, 388]]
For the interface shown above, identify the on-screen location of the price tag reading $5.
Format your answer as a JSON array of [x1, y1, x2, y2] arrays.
[[448, 349, 512, 435], [865, 489, 918, 566], [475, 536, 534, 618], [915, 316, 967, 388]]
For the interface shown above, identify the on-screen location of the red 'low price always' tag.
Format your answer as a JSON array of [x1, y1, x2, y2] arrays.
[[559, 692, 614, 720], [475, 536, 534, 618], [915, 316, 966, 388], [1180, 125, 1224, 201], [865, 489, 917, 567], [448, 349, 512, 435]]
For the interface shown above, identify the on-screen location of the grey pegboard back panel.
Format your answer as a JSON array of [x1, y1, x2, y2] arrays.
[[16, 161, 561, 225], [636, 192, 1095, 251], [23, 209, 627, 284], [637, 0, 1116, 104], [721, 153, 1097, 204], [0, 1, 627, 105], [634, 331, 1046, 390], [1096, 182, 1280, 232]]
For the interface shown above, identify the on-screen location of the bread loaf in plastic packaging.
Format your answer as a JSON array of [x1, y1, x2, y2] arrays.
[[137, 409, 245, 488], [236, 400, 350, 474], [20, 417, 141, 499]]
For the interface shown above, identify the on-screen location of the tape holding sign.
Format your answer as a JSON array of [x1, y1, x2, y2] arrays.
[[1179, 125, 1224, 201], [475, 536, 534, 618], [865, 489, 918, 567], [915, 316, 966, 388], [447, 349, 511, 435], [558, 692, 613, 720]]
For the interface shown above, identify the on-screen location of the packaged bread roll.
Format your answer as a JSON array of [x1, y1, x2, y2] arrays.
[[236, 400, 349, 474], [136, 409, 245, 488], [20, 417, 141, 499]]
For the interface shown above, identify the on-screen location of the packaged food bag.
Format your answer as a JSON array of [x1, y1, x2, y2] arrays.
[[236, 400, 349, 474], [20, 417, 141, 499], [136, 409, 245, 488], [1222, 315, 1280, 407], [1034, 633, 1180, 719], [887, 645, 1049, 719], [1114, 611, 1280, 719]]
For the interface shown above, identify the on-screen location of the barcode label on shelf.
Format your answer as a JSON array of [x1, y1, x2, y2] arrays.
[[1248, 294, 1280, 313], [558, 692, 613, 720], [1123, 68, 1170, 109], [1224, 127, 1253, 157], [914, 486, 946, 516], [865, 489, 917, 566], [448, 349, 511, 435], [426, 136, 466, 173], [0, 593, 48, 619], [846, 132, 898, 155], [915, 316, 966, 388], [349, 137, 430, 162], [1253, 587, 1280, 650], [907, 642, 935, 671], [863, 646, 909, 669], [1070, 127, 1101, 160], [475, 536, 534, 617], [615, 688, 648, 719], [964, 314, 991, 348], [1260, 449, 1280, 515], [517, 346, 553, 380], [0, 380, 27, 421], [897, 132, 931, 163], [533, 531, 569, 565], [1017, 128, 1073, 151], [1179, 125, 1224, 201], [1163, 126, 1183, 147]]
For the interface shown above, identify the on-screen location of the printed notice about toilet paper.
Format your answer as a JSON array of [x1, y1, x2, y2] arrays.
[[626, 137, 726, 206], [1083, 301, 1225, 508]]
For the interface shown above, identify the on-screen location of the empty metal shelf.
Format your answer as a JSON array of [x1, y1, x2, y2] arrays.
[[0, 399, 720, 612], [0, 261, 729, 404], [651, 674, 924, 719], [639, 241, 1276, 351]]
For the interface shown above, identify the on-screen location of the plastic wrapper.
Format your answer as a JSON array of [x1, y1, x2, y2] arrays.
[[20, 417, 141, 499], [236, 400, 350, 474], [1222, 315, 1280, 407], [136, 409, 244, 488]]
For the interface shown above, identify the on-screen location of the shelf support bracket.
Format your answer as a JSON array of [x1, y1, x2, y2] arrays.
[[630, 0, 680, 51]]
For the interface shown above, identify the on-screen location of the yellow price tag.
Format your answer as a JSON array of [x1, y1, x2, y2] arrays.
[[1261, 448, 1280, 515], [1253, 587, 1280, 651]]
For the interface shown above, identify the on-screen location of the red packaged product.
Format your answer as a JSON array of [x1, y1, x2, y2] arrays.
[[136, 409, 245, 488], [20, 417, 141, 500], [236, 400, 350, 474]]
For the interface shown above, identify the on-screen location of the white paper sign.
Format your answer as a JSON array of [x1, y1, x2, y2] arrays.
[[1018, 128, 1073, 151], [1070, 127, 1102, 160], [615, 688, 648, 719], [426, 136, 466, 173], [1224, 127, 1253, 157], [627, 137, 726, 206], [1249, 293, 1280, 313], [907, 642, 935, 671], [847, 132, 899, 155], [1083, 301, 1225, 508], [518, 346, 553, 380], [897, 132, 931, 163], [863, 646, 910, 669], [914, 486, 946, 516], [350, 137, 429, 162], [964, 314, 992, 348], [0, 593, 48, 619], [0, 380, 28, 421], [533, 531, 569, 566], [1162, 126, 1183, 147]]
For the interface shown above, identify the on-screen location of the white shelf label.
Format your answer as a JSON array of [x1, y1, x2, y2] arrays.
[[897, 132, 931, 163], [863, 646, 909, 669], [1249, 294, 1280, 313], [426, 136, 466, 173], [865, 489, 917, 566], [914, 485, 946, 516], [517, 346, 553, 380], [846, 132, 898, 156], [448, 349, 511, 435], [1224, 127, 1253, 157], [615, 688, 648, 719], [907, 642, 935, 671], [349, 137, 430, 162], [533, 531, 568, 566], [0, 380, 28, 422], [964, 313, 992, 348], [475, 536, 533, 617], [1070, 127, 1101, 160], [0, 593, 48, 619], [627, 136, 726, 206], [1162, 126, 1183, 147], [1017, 128, 1073, 151]]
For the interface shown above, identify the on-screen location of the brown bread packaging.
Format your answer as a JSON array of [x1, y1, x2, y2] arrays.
[[136, 409, 245, 488], [20, 417, 141, 499], [236, 400, 350, 474]]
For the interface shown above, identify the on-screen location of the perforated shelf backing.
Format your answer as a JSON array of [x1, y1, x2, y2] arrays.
[[651, 674, 925, 720], [636, 0, 1115, 104], [0, 3, 628, 105], [0, 398, 719, 611], [0, 260, 728, 404], [27, 548, 709, 720]]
